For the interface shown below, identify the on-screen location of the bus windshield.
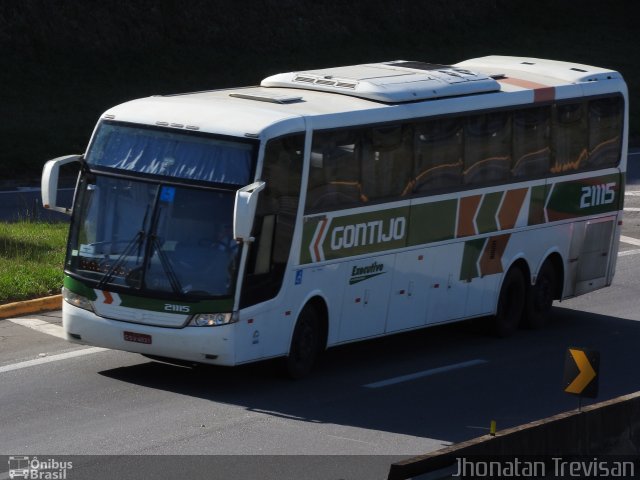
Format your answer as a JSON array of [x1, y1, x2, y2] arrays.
[[66, 175, 240, 299]]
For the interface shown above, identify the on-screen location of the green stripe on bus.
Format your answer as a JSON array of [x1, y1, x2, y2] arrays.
[[117, 294, 233, 314], [460, 238, 486, 281], [63, 275, 233, 313], [546, 173, 620, 222], [408, 199, 457, 244], [64, 275, 98, 301], [476, 192, 503, 234], [528, 185, 547, 225], [300, 215, 324, 264]]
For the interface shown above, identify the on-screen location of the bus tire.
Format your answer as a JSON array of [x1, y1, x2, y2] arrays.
[[524, 260, 557, 329], [285, 305, 321, 379], [493, 267, 525, 337]]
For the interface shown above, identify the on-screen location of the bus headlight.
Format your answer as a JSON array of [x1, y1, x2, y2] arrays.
[[188, 312, 236, 327], [62, 287, 94, 312]]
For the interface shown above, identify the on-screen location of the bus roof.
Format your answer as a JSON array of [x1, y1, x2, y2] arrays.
[[102, 56, 624, 139]]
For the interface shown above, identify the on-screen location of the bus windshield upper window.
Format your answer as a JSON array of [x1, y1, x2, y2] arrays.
[[463, 112, 511, 185], [512, 107, 551, 178], [86, 122, 255, 186], [587, 96, 623, 169], [414, 118, 463, 193], [551, 102, 587, 173], [362, 125, 413, 200], [306, 129, 364, 212]]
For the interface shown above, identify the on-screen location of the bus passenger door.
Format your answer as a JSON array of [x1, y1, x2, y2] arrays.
[[339, 254, 395, 341], [386, 249, 429, 332]]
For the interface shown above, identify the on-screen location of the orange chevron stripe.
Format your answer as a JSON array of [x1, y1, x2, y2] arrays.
[[498, 188, 528, 230], [457, 195, 482, 238], [103, 291, 113, 305], [313, 218, 328, 261]]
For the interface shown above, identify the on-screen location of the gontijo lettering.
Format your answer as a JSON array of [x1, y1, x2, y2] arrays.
[[331, 216, 406, 250]]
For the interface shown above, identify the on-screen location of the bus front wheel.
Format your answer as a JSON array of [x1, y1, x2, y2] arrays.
[[493, 267, 526, 337], [285, 305, 321, 379]]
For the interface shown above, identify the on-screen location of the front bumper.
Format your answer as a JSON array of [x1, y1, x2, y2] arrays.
[[62, 302, 236, 365]]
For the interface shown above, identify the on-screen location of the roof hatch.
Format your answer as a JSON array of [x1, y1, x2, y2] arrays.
[[261, 60, 501, 103]]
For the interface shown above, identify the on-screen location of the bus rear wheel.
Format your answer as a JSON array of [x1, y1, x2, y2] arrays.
[[493, 267, 526, 337], [524, 260, 557, 329], [285, 305, 321, 379]]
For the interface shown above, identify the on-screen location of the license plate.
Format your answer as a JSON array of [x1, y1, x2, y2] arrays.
[[123, 331, 152, 344]]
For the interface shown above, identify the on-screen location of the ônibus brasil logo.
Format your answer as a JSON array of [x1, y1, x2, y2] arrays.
[[8, 456, 73, 479]]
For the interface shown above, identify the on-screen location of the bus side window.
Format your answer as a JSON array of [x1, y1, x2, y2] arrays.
[[587, 96, 623, 169], [551, 102, 587, 173], [242, 133, 304, 308], [463, 112, 512, 185], [413, 118, 463, 193], [305, 129, 364, 212], [361, 125, 414, 200], [512, 107, 551, 179]]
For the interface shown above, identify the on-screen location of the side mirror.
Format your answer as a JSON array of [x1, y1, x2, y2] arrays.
[[233, 181, 266, 242], [41, 154, 82, 215]]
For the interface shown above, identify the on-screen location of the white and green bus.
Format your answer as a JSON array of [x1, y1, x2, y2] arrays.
[[43, 56, 627, 377]]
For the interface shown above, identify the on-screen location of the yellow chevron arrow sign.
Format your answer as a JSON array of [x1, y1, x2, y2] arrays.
[[563, 348, 599, 398]]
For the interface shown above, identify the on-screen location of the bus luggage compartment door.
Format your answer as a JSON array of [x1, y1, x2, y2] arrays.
[[338, 254, 395, 342], [568, 217, 615, 297]]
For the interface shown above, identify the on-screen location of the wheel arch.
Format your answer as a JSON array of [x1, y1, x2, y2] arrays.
[[290, 292, 330, 353]]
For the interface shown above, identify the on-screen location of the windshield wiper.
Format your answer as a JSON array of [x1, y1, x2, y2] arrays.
[[96, 231, 145, 289], [151, 235, 184, 295], [96, 204, 151, 289]]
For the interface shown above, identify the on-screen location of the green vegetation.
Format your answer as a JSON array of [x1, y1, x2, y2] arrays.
[[0, 221, 68, 303], [0, 0, 637, 183]]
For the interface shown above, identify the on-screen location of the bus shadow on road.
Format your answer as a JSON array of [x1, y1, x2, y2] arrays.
[[99, 306, 640, 445]]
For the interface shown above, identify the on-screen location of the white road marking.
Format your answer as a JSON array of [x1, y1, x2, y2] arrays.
[[0, 347, 107, 374], [8, 317, 67, 339], [619, 248, 640, 257], [2, 318, 107, 374], [363, 359, 488, 388], [620, 235, 640, 247], [625, 191, 640, 197], [624, 207, 640, 212]]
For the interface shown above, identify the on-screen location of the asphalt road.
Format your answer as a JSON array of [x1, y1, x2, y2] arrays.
[[0, 154, 639, 480]]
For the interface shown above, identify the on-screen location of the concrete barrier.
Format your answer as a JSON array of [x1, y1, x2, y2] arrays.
[[0, 295, 62, 319], [388, 391, 640, 480]]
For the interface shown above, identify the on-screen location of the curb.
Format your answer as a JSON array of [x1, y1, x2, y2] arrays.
[[0, 295, 62, 319]]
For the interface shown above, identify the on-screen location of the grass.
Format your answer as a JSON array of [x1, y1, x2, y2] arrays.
[[0, 221, 68, 303]]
